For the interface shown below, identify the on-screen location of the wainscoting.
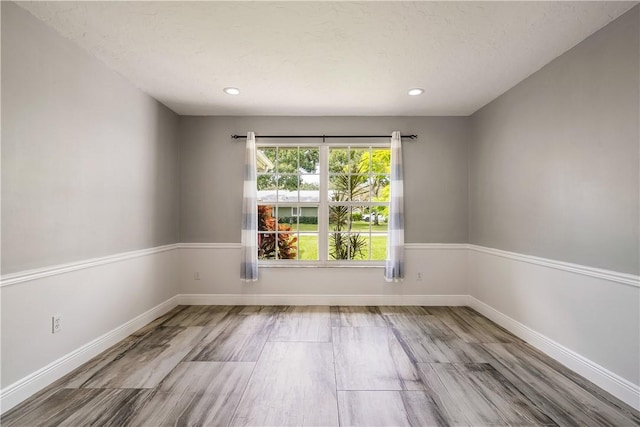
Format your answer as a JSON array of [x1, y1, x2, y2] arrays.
[[0, 246, 180, 411], [467, 245, 640, 410], [178, 243, 469, 298], [1, 243, 638, 413]]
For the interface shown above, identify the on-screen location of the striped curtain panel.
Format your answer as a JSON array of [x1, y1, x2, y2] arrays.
[[385, 131, 405, 282], [240, 132, 258, 282]]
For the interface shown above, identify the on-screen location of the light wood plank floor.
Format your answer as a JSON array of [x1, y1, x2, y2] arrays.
[[3, 305, 639, 426]]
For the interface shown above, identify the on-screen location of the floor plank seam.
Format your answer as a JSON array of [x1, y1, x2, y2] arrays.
[[3, 305, 639, 427]]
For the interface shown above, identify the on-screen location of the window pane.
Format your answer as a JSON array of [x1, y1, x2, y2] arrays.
[[351, 175, 370, 201], [353, 235, 370, 260], [329, 148, 348, 173], [277, 147, 299, 174], [372, 175, 390, 202], [371, 148, 391, 174], [329, 205, 351, 232], [359, 208, 369, 226], [258, 205, 276, 232], [299, 233, 318, 260], [258, 232, 276, 259], [257, 175, 277, 202], [350, 206, 367, 227], [328, 232, 368, 260], [329, 175, 350, 201], [371, 234, 388, 260], [328, 232, 350, 260], [278, 207, 298, 230], [276, 228, 298, 260], [369, 211, 388, 231], [276, 207, 318, 232], [300, 148, 319, 174], [329, 174, 369, 202], [351, 207, 363, 227], [300, 174, 319, 202], [350, 148, 368, 173], [258, 148, 276, 173], [278, 175, 299, 202], [299, 208, 318, 231]]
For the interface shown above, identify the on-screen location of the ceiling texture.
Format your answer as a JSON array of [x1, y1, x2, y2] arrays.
[[17, 1, 637, 116]]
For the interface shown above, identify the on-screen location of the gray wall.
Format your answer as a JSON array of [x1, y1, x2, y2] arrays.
[[1, 2, 181, 274], [469, 5, 639, 275], [179, 116, 470, 244]]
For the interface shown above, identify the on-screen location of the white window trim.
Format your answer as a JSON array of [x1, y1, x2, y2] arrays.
[[257, 142, 390, 267]]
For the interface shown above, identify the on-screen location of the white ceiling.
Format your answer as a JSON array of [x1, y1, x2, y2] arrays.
[[17, 1, 637, 116]]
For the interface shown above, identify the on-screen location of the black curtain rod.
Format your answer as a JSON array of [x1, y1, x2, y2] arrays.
[[231, 134, 417, 141]]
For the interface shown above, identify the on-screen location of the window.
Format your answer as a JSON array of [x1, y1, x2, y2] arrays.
[[256, 144, 390, 264]]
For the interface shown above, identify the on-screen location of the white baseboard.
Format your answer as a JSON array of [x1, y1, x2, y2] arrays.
[[468, 296, 640, 411], [177, 293, 468, 306], [0, 295, 180, 413]]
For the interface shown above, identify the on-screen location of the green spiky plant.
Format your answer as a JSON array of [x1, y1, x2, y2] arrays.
[[329, 158, 368, 260]]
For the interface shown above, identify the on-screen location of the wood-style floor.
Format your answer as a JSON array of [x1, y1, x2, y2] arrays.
[[3, 305, 639, 426]]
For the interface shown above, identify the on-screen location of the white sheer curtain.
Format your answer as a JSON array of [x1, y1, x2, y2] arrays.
[[385, 131, 405, 282], [240, 132, 258, 282]]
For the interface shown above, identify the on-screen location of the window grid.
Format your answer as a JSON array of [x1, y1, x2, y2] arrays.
[[327, 146, 390, 262], [256, 143, 389, 264]]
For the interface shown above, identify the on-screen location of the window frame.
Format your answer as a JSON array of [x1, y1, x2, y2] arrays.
[[257, 141, 390, 267]]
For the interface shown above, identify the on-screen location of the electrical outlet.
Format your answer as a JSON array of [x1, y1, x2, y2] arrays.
[[417, 272, 423, 281], [52, 315, 62, 334], [194, 272, 200, 280]]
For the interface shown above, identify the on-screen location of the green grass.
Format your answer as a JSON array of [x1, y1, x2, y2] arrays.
[[298, 234, 318, 260], [284, 223, 318, 232], [277, 220, 388, 261], [369, 235, 387, 260], [337, 221, 388, 232], [296, 233, 386, 261]]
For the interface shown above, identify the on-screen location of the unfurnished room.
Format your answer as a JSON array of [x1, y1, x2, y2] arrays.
[[1, 1, 639, 425]]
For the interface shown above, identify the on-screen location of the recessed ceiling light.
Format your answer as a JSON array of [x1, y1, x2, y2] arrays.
[[408, 88, 424, 96], [223, 87, 240, 95]]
